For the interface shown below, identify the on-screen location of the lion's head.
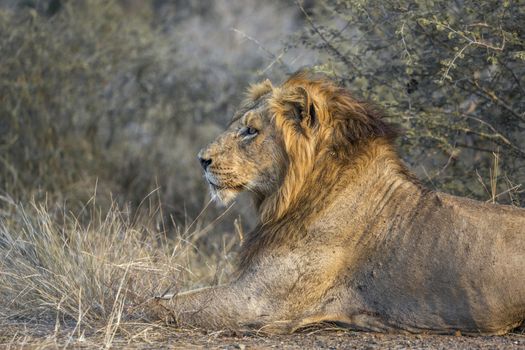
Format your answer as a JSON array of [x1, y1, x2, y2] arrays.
[[197, 78, 286, 206], [198, 72, 395, 222]]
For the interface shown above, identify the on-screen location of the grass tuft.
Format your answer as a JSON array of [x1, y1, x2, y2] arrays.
[[0, 195, 237, 347]]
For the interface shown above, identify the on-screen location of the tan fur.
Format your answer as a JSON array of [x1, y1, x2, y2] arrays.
[[246, 78, 273, 101], [153, 72, 525, 335]]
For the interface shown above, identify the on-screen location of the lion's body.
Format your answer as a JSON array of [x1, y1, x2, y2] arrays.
[[155, 73, 525, 335], [314, 153, 525, 334], [352, 193, 525, 334]]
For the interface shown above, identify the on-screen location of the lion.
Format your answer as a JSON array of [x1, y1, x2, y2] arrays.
[[154, 72, 525, 335]]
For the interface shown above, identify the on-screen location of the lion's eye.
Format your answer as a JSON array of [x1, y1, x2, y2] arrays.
[[241, 126, 258, 139]]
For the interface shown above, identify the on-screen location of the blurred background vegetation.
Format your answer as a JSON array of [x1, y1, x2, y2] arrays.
[[1, 0, 524, 227], [296, 0, 525, 205]]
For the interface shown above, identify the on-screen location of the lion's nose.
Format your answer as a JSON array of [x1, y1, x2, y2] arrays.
[[198, 153, 212, 170], [199, 157, 212, 170]]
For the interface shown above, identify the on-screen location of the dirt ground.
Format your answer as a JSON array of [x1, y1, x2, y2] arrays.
[[127, 329, 525, 350], [2, 324, 524, 349]]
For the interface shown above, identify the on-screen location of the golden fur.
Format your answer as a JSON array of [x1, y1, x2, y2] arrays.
[[154, 72, 525, 335], [238, 72, 402, 264]]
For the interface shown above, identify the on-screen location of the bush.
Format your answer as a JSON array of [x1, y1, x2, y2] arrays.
[[294, 0, 525, 204]]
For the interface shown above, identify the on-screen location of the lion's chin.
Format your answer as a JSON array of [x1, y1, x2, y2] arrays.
[[209, 185, 240, 206]]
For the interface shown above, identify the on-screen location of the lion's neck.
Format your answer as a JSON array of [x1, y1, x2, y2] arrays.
[[309, 141, 424, 241], [257, 138, 420, 224], [240, 138, 423, 267]]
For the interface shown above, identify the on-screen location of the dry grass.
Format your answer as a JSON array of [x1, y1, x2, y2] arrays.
[[0, 193, 239, 348]]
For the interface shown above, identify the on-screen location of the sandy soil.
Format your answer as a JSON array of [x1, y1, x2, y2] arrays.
[[151, 329, 525, 350], [2, 324, 524, 349]]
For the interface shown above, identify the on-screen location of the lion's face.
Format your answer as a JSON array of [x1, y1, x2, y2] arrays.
[[198, 73, 393, 215], [198, 96, 285, 204]]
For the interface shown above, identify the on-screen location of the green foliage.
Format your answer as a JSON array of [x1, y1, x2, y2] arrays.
[[0, 3, 147, 203], [296, 0, 525, 204]]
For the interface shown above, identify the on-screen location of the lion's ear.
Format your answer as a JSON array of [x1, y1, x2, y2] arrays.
[[289, 86, 317, 129], [247, 79, 274, 101]]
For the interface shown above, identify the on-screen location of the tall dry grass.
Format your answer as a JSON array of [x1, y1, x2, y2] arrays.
[[0, 193, 239, 347]]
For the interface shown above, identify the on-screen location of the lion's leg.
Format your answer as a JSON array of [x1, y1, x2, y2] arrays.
[[260, 311, 395, 334], [153, 284, 273, 330], [154, 292, 340, 335], [153, 285, 361, 333], [252, 313, 354, 334], [152, 249, 352, 332]]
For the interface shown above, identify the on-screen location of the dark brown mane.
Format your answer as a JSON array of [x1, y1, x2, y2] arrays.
[[237, 73, 407, 269], [282, 71, 397, 148]]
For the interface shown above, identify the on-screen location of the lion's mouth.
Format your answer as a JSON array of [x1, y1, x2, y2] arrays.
[[205, 172, 246, 192], [205, 173, 244, 192], [205, 173, 247, 205], [208, 180, 244, 192], [209, 181, 226, 191]]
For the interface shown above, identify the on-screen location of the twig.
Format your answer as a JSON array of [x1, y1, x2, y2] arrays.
[[231, 28, 288, 74], [441, 42, 473, 82], [295, 0, 356, 70]]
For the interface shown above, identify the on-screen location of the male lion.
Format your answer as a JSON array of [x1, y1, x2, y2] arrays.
[[155, 72, 525, 335]]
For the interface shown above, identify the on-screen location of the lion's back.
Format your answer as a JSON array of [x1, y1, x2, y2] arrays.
[[436, 192, 525, 252], [413, 192, 525, 331], [353, 190, 525, 334]]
